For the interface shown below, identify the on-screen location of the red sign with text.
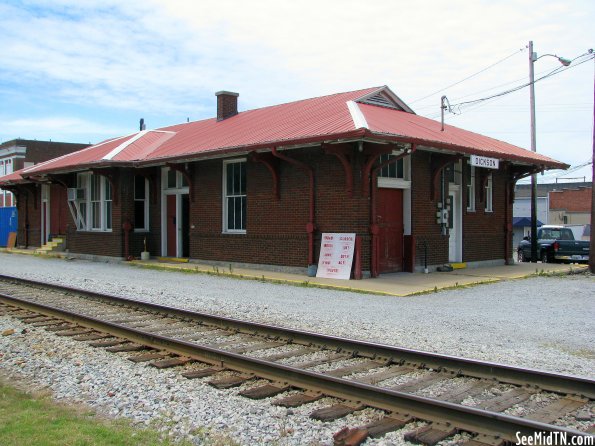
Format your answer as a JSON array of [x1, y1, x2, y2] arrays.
[[316, 233, 355, 280]]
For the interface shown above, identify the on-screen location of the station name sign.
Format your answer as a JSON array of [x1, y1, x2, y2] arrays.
[[470, 155, 499, 169]]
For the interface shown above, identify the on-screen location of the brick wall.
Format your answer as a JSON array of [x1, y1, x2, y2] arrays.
[[11, 144, 514, 270]]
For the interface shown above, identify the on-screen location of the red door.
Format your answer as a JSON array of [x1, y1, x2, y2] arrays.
[[167, 195, 177, 257], [50, 186, 68, 235], [377, 188, 404, 273]]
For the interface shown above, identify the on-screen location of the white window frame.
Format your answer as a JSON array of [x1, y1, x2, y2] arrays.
[[222, 159, 247, 234], [467, 164, 476, 212], [75, 172, 112, 232], [377, 151, 411, 189], [134, 176, 150, 232], [485, 172, 493, 213]]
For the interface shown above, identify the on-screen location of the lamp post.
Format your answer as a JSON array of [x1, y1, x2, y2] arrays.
[[528, 41, 571, 262]]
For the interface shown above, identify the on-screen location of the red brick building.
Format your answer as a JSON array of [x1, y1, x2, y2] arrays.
[[0, 86, 567, 276], [0, 139, 89, 208]]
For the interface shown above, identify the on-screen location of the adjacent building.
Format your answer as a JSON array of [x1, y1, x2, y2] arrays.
[[0, 86, 567, 276]]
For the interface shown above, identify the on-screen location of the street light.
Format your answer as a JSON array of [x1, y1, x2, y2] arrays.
[[528, 41, 571, 262]]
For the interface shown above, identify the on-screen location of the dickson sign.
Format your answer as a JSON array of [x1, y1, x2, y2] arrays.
[[470, 155, 499, 169]]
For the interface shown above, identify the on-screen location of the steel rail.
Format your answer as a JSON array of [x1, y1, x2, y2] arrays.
[[0, 274, 592, 399], [0, 291, 591, 443]]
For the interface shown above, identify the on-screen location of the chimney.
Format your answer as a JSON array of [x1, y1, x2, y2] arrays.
[[215, 91, 239, 121], [139, 118, 146, 131]]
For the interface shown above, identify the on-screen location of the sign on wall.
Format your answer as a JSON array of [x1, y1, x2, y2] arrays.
[[316, 233, 355, 280], [470, 155, 499, 169]]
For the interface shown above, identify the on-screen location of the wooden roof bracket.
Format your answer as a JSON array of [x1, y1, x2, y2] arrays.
[[509, 165, 545, 205], [430, 154, 462, 201], [46, 175, 69, 189], [166, 163, 194, 202], [323, 144, 354, 198], [249, 152, 279, 200], [361, 144, 398, 197], [91, 169, 119, 206]]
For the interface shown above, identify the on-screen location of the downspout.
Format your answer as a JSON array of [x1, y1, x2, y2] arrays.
[[369, 146, 416, 278], [271, 147, 316, 268]]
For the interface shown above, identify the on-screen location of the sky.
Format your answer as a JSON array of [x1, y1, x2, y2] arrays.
[[0, 0, 593, 183]]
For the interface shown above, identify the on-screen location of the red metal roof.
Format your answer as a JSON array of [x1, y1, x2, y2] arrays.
[[359, 103, 563, 167], [0, 169, 26, 184], [18, 85, 567, 178]]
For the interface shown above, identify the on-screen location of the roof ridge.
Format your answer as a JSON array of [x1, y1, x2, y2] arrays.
[[160, 86, 384, 130]]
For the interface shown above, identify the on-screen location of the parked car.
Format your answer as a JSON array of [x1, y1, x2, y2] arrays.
[[517, 225, 590, 263]]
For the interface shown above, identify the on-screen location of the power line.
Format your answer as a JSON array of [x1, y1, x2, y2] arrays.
[[423, 53, 594, 120], [446, 52, 594, 114], [409, 48, 524, 104]]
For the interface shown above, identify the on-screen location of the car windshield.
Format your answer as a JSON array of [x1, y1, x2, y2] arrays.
[[540, 229, 573, 240]]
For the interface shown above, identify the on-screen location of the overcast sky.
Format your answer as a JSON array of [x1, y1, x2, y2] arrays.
[[1, 0, 593, 182]]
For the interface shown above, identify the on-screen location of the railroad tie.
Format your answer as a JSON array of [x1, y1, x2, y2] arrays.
[[437, 379, 494, 403], [55, 328, 95, 337], [273, 392, 323, 407], [88, 338, 128, 348], [227, 341, 286, 354], [363, 413, 414, 438], [181, 367, 224, 379], [21, 316, 54, 323], [352, 366, 414, 385], [462, 433, 506, 446], [260, 346, 315, 362], [72, 333, 112, 341], [332, 412, 414, 446], [128, 352, 171, 363], [324, 359, 387, 378], [477, 387, 535, 412], [525, 395, 588, 424], [208, 375, 252, 389], [310, 403, 365, 422], [30, 320, 64, 327], [149, 356, 192, 369], [105, 343, 150, 353], [45, 323, 78, 332], [291, 352, 352, 369], [333, 427, 369, 446], [239, 384, 290, 399], [403, 422, 457, 445]]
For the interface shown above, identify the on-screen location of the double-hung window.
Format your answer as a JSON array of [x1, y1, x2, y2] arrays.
[[466, 164, 476, 212], [485, 172, 493, 212], [223, 160, 246, 233], [134, 176, 149, 231], [76, 172, 112, 231]]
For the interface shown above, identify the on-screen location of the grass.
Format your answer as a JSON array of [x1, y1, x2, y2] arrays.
[[0, 380, 194, 446]]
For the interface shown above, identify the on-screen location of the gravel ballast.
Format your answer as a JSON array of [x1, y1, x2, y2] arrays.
[[0, 253, 593, 445]]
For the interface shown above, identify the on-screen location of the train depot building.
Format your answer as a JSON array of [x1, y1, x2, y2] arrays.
[[0, 86, 566, 277]]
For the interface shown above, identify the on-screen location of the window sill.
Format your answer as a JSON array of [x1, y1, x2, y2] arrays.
[[134, 229, 150, 233], [76, 230, 113, 233], [222, 230, 246, 235], [378, 178, 411, 189]]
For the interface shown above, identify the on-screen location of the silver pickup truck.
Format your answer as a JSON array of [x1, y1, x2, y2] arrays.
[[517, 225, 590, 263]]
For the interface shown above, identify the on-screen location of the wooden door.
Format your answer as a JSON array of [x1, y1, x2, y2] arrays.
[[166, 195, 177, 257], [377, 188, 404, 272], [50, 186, 68, 235]]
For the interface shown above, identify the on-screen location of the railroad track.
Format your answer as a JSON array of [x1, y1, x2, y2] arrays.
[[0, 274, 592, 446]]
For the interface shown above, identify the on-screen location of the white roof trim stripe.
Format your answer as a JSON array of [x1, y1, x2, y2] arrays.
[[347, 101, 369, 130], [100, 130, 175, 161], [102, 130, 149, 160]]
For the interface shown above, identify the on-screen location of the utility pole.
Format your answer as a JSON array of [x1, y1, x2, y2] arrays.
[[529, 41, 539, 262], [590, 53, 595, 274]]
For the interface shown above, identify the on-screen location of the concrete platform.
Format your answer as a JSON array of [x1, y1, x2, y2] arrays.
[[127, 258, 587, 296], [1, 247, 587, 296]]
